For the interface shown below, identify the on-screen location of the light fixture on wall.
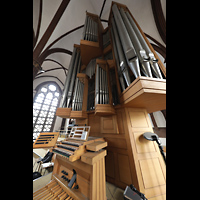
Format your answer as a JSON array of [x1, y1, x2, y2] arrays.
[[143, 132, 166, 164], [39, 67, 45, 73], [38, 63, 45, 73], [33, 59, 45, 73]]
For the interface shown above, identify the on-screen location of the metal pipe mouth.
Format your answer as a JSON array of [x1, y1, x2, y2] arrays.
[[129, 58, 141, 78], [142, 61, 152, 78]]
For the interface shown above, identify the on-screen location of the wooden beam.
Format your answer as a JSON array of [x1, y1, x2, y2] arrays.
[[33, 0, 43, 49], [44, 58, 68, 76], [35, 67, 67, 77], [33, 0, 71, 60], [149, 113, 157, 128], [34, 75, 64, 86], [99, 0, 106, 18], [33, 29, 36, 49], [42, 24, 84, 54], [144, 32, 166, 60], [38, 48, 72, 64], [150, 43, 166, 60], [153, 127, 166, 138], [151, 0, 166, 44]]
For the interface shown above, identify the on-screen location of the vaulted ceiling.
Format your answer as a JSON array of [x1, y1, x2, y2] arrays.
[[33, 0, 166, 89]]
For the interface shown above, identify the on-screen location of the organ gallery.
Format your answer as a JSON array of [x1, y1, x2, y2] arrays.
[[33, 1, 166, 199]]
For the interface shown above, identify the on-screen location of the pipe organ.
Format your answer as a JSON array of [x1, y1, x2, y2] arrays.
[[55, 2, 166, 199]]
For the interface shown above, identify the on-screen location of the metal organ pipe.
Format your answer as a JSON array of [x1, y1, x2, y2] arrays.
[[99, 67, 102, 104], [82, 15, 98, 42], [82, 14, 88, 40], [112, 4, 141, 78], [72, 78, 79, 111], [60, 48, 81, 108], [125, 10, 163, 79], [95, 65, 109, 105], [119, 7, 152, 78], [60, 47, 77, 108], [66, 51, 80, 108], [95, 64, 100, 105], [110, 28, 126, 91], [111, 18, 131, 87], [111, 3, 163, 80], [72, 78, 84, 111], [104, 69, 109, 104], [60, 7, 164, 113]]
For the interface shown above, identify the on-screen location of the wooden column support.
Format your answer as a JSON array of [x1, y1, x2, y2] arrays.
[[88, 107, 166, 199]]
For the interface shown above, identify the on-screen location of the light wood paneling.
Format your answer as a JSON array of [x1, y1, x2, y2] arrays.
[[133, 132, 156, 154], [86, 141, 108, 151], [128, 111, 149, 128], [105, 138, 127, 149], [117, 154, 132, 184], [105, 150, 115, 179], [88, 107, 166, 199], [56, 108, 71, 118], [139, 158, 165, 189], [120, 77, 166, 113], [125, 107, 166, 199], [101, 115, 119, 134]]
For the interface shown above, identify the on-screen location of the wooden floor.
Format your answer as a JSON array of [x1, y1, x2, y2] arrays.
[[106, 182, 124, 200]]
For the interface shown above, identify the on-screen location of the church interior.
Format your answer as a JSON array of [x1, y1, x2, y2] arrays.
[[33, 0, 166, 199]]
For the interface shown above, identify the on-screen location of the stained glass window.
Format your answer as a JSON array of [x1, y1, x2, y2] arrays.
[[33, 83, 60, 141]]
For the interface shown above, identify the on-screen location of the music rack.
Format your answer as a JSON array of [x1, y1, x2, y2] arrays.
[[33, 132, 59, 149], [68, 126, 90, 141]]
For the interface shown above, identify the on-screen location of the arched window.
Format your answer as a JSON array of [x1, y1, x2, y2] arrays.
[[33, 82, 61, 140]]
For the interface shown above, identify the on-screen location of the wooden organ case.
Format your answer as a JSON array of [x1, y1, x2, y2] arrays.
[[56, 2, 166, 200]]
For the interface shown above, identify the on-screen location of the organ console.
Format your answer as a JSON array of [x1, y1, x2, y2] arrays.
[[33, 135, 108, 200], [40, 1, 166, 199]]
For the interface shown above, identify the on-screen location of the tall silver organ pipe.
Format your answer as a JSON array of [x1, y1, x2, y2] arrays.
[[60, 48, 81, 108], [66, 51, 81, 108], [95, 65, 109, 105], [95, 64, 100, 105], [111, 18, 131, 88], [119, 7, 152, 78], [125, 10, 163, 79], [110, 28, 125, 91], [112, 4, 141, 79], [72, 78, 84, 111], [82, 15, 98, 42], [60, 47, 77, 108]]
